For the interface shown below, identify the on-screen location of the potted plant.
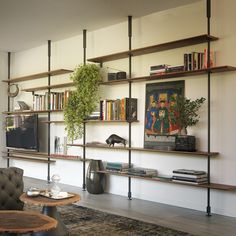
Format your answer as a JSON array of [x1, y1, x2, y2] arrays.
[[64, 64, 102, 140], [169, 95, 206, 151]]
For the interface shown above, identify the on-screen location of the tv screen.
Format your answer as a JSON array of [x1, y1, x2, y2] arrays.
[[6, 114, 39, 151]]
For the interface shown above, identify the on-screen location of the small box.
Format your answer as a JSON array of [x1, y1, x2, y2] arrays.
[[108, 71, 126, 81], [116, 71, 126, 80], [175, 135, 196, 152], [108, 73, 117, 81]]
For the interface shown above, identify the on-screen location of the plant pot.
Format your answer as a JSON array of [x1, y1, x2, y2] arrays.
[[175, 135, 196, 152], [86, 160, 105, 194]]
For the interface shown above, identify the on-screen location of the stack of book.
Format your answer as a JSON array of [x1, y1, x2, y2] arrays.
[[150, 64, 184, 75], [128, 167, 158, 177], [106, 162, 130, 172], [149, 64, 169, 75], [172, 169, 208, 185], [165, 65, 184, 73], [86, 111, 100, 120]]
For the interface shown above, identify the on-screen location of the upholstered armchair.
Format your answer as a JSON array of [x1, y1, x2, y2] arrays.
[[0, 167, 24, 210]]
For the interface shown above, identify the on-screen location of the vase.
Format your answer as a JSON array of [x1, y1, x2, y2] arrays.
[[86, 160, 105, 194]]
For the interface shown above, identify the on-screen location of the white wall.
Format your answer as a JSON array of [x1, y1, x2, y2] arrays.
[[5, 0, 236, 217], [0, 52, 7, 167]]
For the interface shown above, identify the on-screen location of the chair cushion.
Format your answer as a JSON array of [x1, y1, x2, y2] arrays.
[[0, 167, 24, 210]]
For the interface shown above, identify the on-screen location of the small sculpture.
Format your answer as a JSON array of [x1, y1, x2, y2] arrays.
[[106, 134, 127, 147]]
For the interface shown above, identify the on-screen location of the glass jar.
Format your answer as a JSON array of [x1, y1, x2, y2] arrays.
[[50, 174, 61, 197]]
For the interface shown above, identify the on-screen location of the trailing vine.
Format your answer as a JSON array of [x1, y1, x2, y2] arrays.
[[64, 64, 102, 140]]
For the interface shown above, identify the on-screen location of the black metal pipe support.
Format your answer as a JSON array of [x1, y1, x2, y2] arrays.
[[128, 15, 132, 200], [83, 29, 87, 66], [206, 0, 212, 217], [82, 29, 87, 191], [47, 40, 51, 183], [7, 52, 11, 168]]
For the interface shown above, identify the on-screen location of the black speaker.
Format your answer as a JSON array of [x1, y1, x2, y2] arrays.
[[108, 73, 116, 81], [108, 71, 126, 81]]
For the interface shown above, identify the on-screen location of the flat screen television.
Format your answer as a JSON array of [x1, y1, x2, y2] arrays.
[[6, 114, 39, 151]]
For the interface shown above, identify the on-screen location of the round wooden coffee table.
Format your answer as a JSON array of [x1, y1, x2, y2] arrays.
[[20, 192, 81, 236], [0, 210, 57, 235]]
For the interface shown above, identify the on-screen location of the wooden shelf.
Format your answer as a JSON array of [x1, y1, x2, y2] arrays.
[[85, 119, 139, 123], [41, 120, 65, 124], [4, 149, 47, 156], [2, 69, 73, 84], [67, 143, 219, 157], [21, 82, 74, 92], [97, 171, 236, 191], [49, 154, 85, 162], [4, 150, 88, 162], [41, 119, 139, 124], [2, 155, 56, 164], [3, 109, 63, 115], [19, 66, 236, 91], [99, 66, 236, 85], [88, 34, 218, 63]]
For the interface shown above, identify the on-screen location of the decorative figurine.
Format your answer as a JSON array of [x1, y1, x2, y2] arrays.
[[106, 134, 127, 147]]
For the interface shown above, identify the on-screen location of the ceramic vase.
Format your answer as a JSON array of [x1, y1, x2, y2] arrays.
[[86, 160, 105, 194]]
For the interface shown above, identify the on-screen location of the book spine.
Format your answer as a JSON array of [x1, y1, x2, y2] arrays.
[[125, 98, 137, 121], [184, 53, 188, 71], [173, 169, 206, 175], [100, 100, 103, 120], [150, 64, 168, 71], [120, 98, 126, 121], [188, 53, 192, 71], [172, 173, 207, 179], [172, 179, 207, 185], [172, 176, 207, 182]]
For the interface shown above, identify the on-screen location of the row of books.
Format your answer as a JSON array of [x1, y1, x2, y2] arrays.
[[172, 169, 208, 185], [184, 49, 215, 71], [105, 162, 158, 177], [32, 90, 71, 111], [87, 98, 138, 121], [149, 49, 215, 76], [104, 163, 208, 183]]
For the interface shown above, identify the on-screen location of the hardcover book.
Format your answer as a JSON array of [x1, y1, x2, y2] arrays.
[[173, 169, 206, 176], [172, 176, 208, 182]]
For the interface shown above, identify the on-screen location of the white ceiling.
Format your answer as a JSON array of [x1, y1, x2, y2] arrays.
[[0, 0, 200, 52]]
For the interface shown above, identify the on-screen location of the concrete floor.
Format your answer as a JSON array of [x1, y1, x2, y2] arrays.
[[24, 176, 236, 236]]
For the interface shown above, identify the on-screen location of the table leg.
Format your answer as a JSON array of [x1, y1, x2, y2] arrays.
[[31, 206, 68, 236]]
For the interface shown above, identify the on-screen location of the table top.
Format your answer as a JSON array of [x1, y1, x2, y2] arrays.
[[0, 210, 57, 234], [20, 192, 81, 207]]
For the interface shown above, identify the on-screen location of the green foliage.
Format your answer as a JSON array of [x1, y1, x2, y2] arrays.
[[64, 64, 102, 140], [170, 96, 206, 134]]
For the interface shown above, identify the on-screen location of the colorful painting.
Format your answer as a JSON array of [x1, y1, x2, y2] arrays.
[[144, 80, 184, 149]]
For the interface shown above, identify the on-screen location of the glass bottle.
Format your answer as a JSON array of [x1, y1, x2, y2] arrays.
[[50, 174, 61, 197]]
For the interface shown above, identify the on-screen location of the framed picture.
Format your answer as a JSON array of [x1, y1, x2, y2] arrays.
[[144, 80, 185, 149]]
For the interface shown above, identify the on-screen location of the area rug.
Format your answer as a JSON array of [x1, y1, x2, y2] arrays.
[[56, 205, 195, 236]]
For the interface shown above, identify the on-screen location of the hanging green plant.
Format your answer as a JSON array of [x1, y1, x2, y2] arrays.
[[64, 64, 102, 140]]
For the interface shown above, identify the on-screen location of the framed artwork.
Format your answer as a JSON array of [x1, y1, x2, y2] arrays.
[[144, 80, 185, 149]]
